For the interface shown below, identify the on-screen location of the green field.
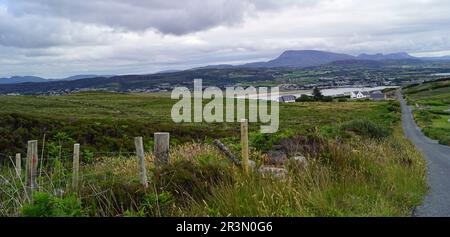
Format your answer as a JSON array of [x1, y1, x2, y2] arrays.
[[0, 92, 426, 217], [403, 78, 450, 146], [0, 92, 395, 155]]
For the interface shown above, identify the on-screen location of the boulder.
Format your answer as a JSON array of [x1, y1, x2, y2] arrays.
[[258, 167, 288, 179], [248, 160, 256, 170], [266, 150, 288, 165], [291, 155, 308, 167]]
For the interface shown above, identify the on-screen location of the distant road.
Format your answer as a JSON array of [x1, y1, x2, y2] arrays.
[[397, 91, 450, 216]]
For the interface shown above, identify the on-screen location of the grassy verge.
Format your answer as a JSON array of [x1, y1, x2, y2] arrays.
[[182, 126, 426, 217], [0, 122, 426, 217], [0, 92, 426, 216], [403, 78, 450, 145]]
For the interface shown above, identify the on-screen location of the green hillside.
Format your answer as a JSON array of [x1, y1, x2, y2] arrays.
[[404, 78, 450, 145], [0, 92, 426, 217]]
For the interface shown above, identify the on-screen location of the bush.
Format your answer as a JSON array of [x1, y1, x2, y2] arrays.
[[123, 191, 177, 217], [341, 119, 389, 139], [321, 96, 333, 102], [296, 94, 314, 102], [249, 130, 294, 152], [21, 192, 85, 217], [129, 192, 175, 217], [153, 159, 234, 202], [295, 94, 333, 102], [387, 101, 401, 113]]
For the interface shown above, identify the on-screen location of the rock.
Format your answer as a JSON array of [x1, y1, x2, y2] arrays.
[[0, 178, 10, 185], [248, 160, 256, 170], [258, 167, 288, 179], [292, 155, 308, 167], [53, 189, 65, 197], [272, 145, 284, 150], [266, 150, 288, 165]]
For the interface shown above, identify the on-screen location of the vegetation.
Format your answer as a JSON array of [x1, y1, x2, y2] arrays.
[[0, 92, 395, 156], [20, 192, 84, 217], [2, 59, 450, 95], [0, 92, 426, 217], [295, 87, 332, 102], [403, 78, 450, 145]]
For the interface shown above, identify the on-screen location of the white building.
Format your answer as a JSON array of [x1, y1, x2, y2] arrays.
[[350, 91, 370, 99]]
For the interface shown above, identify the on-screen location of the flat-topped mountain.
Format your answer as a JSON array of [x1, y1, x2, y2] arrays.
[[242, 50, 355, 68], [1, 49, 450, 93]]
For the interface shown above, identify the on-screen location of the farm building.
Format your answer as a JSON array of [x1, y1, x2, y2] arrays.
[[278, 95, 296, 103], [369, 91, 386, 100]]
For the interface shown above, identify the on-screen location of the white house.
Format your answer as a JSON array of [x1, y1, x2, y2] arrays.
[[350, 91, 370, 99]]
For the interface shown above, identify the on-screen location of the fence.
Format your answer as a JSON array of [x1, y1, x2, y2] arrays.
[[1, 119, 251, 199]]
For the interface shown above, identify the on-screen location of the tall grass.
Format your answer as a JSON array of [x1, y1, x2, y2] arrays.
[[183, 126, 426, 217], [0, 124, 426, 217]]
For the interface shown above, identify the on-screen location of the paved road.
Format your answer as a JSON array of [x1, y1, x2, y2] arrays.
[[397, 91, 450, 216]]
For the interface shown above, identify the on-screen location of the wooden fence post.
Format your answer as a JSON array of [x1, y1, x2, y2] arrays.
[[154, 132, 170, 166], [72, 144, 80, 191], [26, 140, 38, 195], [241, 119, 249, 174], [134, 137, 148, 188], [15, 153, 21, 178]]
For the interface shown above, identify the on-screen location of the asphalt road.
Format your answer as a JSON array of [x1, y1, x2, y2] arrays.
[[397, 91, 450, 217]]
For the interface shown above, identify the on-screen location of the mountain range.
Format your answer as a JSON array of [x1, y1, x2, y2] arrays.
[[0, 76, 48, 84], [0, 74, 112, 85], [203, 50, 448, 69], [356, 52, 416, 60], [1, 50, 450, 85]]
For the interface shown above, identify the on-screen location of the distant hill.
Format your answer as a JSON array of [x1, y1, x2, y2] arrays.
[[242, 50, 355, 68], [0, 67, 287, 94], [357, 52, 417, 61], [328, 59, 384, 67], [0, 76, 47, 84], [420, 56, 450, 61], [2, 49, 450, 94], [0, 74, 115, 85], [155, 69, 182, 74], [60, 74, 114, 81], [192, 64, 235, 70]]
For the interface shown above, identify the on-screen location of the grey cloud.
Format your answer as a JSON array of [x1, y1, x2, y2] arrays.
[[5, 0, 317, 35], [0, 6, 117, 48], [1, 0, 450, 78]]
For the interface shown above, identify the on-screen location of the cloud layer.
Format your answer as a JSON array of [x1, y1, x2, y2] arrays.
[[1, 0, 450, 77]]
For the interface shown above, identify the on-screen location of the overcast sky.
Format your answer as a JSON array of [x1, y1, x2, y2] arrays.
[[1, 0, 450, 78]]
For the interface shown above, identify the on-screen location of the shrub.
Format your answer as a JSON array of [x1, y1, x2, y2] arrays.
[[153, 159, 234, 202], [295, 94, 333, 102], [249, 130, 294, 152], [21, 192, 85, 217], [387, 101, 401, 113], [138, 192, 175, 216], [321, 96, 333, 102], [341, 119, 389, 139], [296, 94, 314, 102]]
